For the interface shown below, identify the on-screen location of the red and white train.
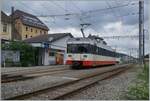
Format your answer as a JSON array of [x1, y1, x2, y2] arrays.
[[66, 35, 119, 68]]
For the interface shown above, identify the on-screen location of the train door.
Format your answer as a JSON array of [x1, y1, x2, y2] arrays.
[[56, 52, 64, 65], [38, 48, 44, 66]]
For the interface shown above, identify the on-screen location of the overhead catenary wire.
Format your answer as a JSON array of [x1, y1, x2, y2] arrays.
[[9, 0, 142, 58], [68, 1, 139, 38], [101, 35, 139, 39], [51, 1, 69, 13], [36, 0, 139, 39], [18, 1, 40, 15], [18, 1, 139, 35], [105, 0, 124, 23], [36, 2, 138, 17], [51, 1, 81, 29], [113, 0, 125, 22]]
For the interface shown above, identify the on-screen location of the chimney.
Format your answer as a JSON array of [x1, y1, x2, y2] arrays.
[[11, 7, 14, 40]]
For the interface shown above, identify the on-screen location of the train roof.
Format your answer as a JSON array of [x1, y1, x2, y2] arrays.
[[88, 34, 104, 40], [67, 37, 91, 41]]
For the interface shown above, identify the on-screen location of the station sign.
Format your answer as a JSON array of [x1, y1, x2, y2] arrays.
[[43, 42, 49, 48]]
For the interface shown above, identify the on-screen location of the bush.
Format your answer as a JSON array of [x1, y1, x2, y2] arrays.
[[126, 64, 149, 100], [2, 62, 22, 67], [2, 41, 38, 67]]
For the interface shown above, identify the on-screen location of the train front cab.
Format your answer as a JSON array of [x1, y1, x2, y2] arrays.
[[66, 43, 93, 69], [66, 43, 117, 69], [66, 54, 93, 69]]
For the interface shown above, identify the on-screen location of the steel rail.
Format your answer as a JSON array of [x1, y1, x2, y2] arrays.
[[2, 65, 70, 75], [2, 69, 71, 83], [53, 67, 130, 100]]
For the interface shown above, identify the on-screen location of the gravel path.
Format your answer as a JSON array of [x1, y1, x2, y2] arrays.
[[62, 65, 141, 100]]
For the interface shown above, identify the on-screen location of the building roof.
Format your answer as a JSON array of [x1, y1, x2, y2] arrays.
[[24, 33, 73, 43], [12, 10, 49, 30], [1, 11, 11, 23]]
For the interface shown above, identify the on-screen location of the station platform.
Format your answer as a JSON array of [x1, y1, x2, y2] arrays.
[[1, 65, 69, 73]]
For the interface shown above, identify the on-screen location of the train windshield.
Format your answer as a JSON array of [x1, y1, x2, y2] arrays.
[[67, 44, 90, 53]]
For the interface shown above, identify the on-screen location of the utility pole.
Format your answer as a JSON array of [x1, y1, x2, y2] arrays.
[[130, 50, 131, 63], [142, 1, 145, 64], [11, 7, 14, 41], [139, 0, 144, 65], [143, 29, 145, 64]]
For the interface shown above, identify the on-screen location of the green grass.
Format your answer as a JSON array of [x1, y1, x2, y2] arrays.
[[126, 64, 149, 100]]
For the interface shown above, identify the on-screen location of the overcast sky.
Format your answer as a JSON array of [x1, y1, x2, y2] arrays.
[[1, 0, 149, 57]]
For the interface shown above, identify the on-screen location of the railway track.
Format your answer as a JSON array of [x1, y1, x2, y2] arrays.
[[5, 64, 133, 100], [2, 65, 70, 75], [2, 67, 71, 83]]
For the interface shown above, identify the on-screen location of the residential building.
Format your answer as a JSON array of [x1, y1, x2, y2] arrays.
[[1, 11, 12, 40], [12, 10, 49, 40], [24, 33, 73, 66]]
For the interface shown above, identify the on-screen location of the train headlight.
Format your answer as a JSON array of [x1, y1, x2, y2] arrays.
[[83, 55, 87, 58]]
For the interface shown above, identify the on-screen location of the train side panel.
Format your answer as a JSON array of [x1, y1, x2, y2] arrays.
[[66, 53, 117, 67]]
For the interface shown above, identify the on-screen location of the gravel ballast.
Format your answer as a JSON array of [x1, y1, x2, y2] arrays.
[[62, 65, 141, 100], [1, 65, 118, 99], [2, 64, 138, 100], [1, 75, 76, 99]]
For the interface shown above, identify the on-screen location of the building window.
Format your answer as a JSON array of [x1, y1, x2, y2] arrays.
[[44, 31, 46, 34], [40, 30, 42, 34], [26, 27, 28, 31], [49, 52, 55, 56], [30, 35, 32, 37], [25, 35, 28, 38], [3, 23, 7, 32], [31, 28, 33, 32], [35, 30, 37, 33]]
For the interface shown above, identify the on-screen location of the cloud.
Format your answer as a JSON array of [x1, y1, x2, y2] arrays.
[[1, 0, 149, 56]]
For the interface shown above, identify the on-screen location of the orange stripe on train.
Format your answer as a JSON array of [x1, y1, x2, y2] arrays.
[[66, 60, 116, 66]]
